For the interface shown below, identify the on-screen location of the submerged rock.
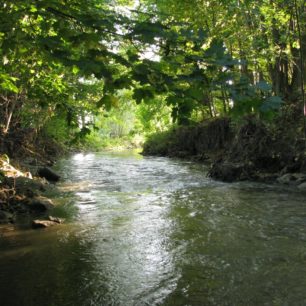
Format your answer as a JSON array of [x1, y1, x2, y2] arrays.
[[32, 219, 59, 229], [37, 167, 60, 182], [32, 216, 64, 229], [48, 215, 64, 223]]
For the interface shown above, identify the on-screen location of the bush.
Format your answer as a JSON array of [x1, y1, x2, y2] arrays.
[[142, 129, 177, 156]]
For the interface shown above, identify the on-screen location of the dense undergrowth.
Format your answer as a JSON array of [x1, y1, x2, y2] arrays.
[[143, 114, 306, 182], [143, 118, 232, 159]]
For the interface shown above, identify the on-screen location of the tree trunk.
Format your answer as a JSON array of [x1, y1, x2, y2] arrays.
[[3, 95, 17, 134]]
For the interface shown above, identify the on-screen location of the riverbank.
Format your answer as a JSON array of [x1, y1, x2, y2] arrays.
[[142, 116, 306, 189], [0, 130, 65, 227], [0, 155, 64, 227]]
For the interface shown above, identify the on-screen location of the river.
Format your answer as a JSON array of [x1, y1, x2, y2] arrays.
[[0, 151, 306, 306]]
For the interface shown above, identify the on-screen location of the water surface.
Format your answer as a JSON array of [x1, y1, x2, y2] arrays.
[[1, 151, 306, 306]]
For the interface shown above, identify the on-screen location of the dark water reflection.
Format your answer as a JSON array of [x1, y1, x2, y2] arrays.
[[1, 151, 306, 306]]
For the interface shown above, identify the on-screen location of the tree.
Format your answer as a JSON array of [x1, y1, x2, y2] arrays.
[[139, 0, 305, 119], [1, 0, 304, 147]]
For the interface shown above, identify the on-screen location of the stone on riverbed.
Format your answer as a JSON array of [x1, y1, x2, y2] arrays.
[[32, 220, 58, 229], [48, 215, 64, 223], [37, 167, 60, 182], [32, 216, 64, 229]]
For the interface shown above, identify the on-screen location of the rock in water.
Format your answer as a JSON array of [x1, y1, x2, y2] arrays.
[[48, 215, 64, 223], [37, 167, 60, 182], [32, 220, 59, 229]]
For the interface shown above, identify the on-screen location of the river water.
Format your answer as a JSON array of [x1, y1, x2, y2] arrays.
[[1, 151, 306, 306]]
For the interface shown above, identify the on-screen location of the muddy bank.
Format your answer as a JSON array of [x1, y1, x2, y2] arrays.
[[143, 117, 306, 187]]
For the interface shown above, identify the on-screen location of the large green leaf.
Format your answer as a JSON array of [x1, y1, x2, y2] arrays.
[[0, 73, 19, 93], [133, 87, 155, 104], [260, 96, 283, 112]]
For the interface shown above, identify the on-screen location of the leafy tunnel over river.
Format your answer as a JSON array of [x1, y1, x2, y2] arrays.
[[1, 151, 306, 306]]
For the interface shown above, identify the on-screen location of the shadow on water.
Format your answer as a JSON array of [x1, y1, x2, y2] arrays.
[[1, 151, 306, 305], [162, 185, 306, 306], [0, 225, 103, 306]]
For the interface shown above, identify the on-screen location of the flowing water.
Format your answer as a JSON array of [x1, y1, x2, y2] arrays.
[[1, 151, 306, 306]]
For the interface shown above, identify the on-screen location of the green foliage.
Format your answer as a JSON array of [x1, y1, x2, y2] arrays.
[[97, 95, 119, 111], [229, 78, 283, 119], [142, 129, 176, 155], [260, 96, 283, 113], [79, 88, 173, 150], [42, 115, 73, 144], [136, 95, 172, 133], [0, 0, 303, 151], [0, 73, 19, 93]]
